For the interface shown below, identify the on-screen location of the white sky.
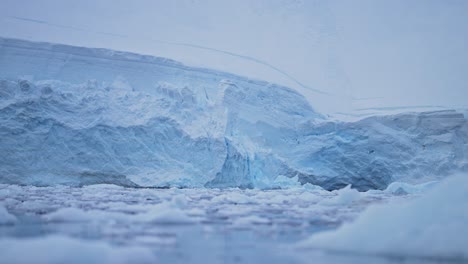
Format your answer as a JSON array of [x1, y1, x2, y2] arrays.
[[0, 0, 467, 114]]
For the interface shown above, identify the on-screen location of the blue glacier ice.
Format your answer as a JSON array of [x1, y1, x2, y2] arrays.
[[1, 37, 467, 190]]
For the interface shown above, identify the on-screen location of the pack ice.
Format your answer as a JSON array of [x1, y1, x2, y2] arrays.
[[0, 37, 467, 190]]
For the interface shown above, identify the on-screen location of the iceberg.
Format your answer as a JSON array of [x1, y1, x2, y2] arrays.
[[298, 174, 468, 261]]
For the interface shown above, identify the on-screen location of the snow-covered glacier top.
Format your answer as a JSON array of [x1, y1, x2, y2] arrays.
[[0, 37, 467, 190]]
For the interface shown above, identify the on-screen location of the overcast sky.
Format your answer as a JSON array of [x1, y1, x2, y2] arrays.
[[0, 0, 467, 114]]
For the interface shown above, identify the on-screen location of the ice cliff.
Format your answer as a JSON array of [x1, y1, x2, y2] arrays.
[[1, 37, 467, 190]]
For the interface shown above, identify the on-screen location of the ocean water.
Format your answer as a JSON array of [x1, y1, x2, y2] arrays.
[[0, 184, 430, 264]]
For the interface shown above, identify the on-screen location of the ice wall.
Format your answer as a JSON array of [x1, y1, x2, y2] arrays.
[[0, 37, 320, 188], [1, 37, 466, 190]]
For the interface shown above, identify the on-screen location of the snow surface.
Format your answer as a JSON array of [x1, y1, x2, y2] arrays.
[[1, 37, 467, 190], [298, 174, 468, 262]]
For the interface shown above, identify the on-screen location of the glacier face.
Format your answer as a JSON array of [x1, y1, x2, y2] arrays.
[[0, 80, 226, 187], [209, 109, 468, 190], [0, 37, 467, 190], [290, 111, 468, 190]]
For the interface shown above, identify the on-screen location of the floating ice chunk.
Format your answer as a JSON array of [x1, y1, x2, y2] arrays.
[[170, 194, 189, 208], [0, 235, 155, 264], [134, 235, 177, 246], [43, 207, 93, 222], [16, 200, 59, 212], [233, 215, 271, 226], [320, 185, 361, 206], [185, 207, 205, 217], [302, 183, 325, 191], [215, 205, 254, 218], [262, 193, 291, 205], [43, 203, 196, 225], [0, 206, 16, 225], [297, 192, 322, 204], [81, 184, 125, 191], [137, 202, 195, 224], [384, 180, 439, 195], [43, 207, 129, 223], [298, 174, 468, 260], [210, 192, 254, 204]]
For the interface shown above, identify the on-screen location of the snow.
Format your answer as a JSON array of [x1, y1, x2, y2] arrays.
[[298, 174, 468, 261]]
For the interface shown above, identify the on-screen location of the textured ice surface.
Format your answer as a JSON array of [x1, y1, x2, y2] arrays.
[[299, 174, 468, 262], [0, 205, 16, 225], [1, 37, 468, 190], [0, 183, 422, 264]]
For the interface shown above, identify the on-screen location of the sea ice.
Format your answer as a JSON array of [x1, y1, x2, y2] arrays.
[[0, 235, 155, 264], [298, 174, 468, 261], [0, 205, 16, 224]]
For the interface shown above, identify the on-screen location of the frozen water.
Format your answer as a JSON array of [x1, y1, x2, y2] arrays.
[[0, 6, 466, 262], [320, 185, 362, 206], [0, 37, 467, 263], [0, 235, 154, 264], [1, 37, 467, 190], [383, 180, 439, 195], [0, 205, 16, 225], [298, 174, 468, 262], [0, 182, 427, 264]]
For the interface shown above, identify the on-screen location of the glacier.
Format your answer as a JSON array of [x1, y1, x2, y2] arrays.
[[1, 37, 467, 190]]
